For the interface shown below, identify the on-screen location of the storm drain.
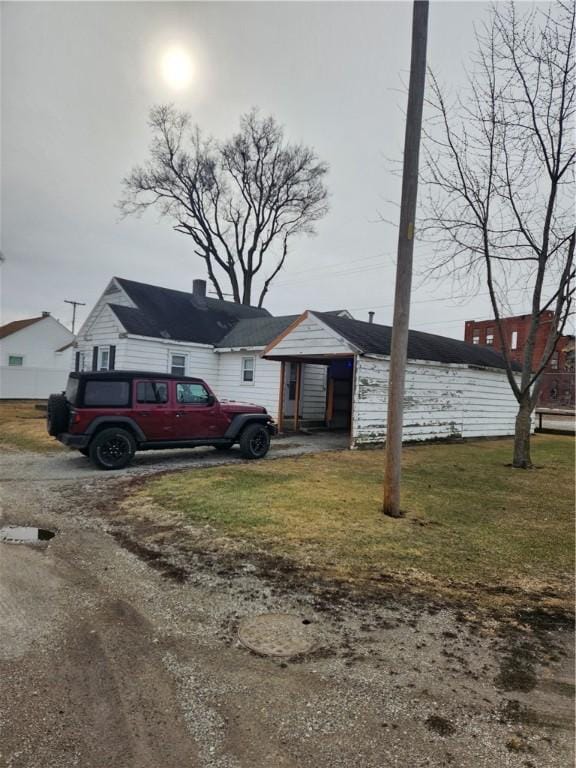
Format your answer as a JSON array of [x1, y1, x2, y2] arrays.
[[0, 526, 56, 544], [237, 613, 316, 657]]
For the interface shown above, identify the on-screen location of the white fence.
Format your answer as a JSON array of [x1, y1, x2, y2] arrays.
[[0, 367, 69, 399]]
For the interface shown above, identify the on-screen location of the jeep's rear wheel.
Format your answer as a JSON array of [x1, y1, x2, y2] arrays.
[[239, 424, 270, 460], [89, 428, 136, 470]]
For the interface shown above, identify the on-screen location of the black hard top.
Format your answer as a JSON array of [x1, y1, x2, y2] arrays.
[[69, 370, 204, 383]]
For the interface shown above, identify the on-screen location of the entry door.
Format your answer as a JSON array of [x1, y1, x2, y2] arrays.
[[132, 380, 173, 440], [173, 381, 228, 439], [284, 363, 299, 418]]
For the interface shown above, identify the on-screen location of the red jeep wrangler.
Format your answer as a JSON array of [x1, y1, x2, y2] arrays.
[[47, 371, 276, 470]]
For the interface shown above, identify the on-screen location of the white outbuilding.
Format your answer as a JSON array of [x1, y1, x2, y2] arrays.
[[0, 313, 74, 399]]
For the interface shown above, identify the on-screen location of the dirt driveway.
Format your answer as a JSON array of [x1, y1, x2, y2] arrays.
[[0, 447, 573, 768]]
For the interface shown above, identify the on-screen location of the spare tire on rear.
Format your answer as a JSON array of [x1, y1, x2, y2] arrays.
[[47, 393, 70, 436]]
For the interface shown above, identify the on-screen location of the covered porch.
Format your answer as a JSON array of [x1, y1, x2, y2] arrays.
[[262, 311, 362, 439], [270, 356, 356, 435]]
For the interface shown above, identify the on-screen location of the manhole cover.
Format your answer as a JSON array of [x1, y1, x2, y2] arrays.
[[237, 613, 316, 657], [0, 526, 55, 544]]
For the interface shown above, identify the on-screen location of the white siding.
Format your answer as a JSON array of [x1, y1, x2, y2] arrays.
[[117, 338, 218, 382], [215, 351, 282, 417], [0, 316, 74, 398], [76, 278, 135, 342], [352, 355, 522, 447], [75, 304, 125, 370], [267, 313, 355, 358]]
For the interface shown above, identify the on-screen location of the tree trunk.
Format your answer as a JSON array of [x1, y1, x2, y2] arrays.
[[512, 397, 533, 469]]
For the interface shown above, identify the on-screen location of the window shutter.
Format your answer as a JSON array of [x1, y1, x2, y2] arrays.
[[109, 345, 116, 371], [75, 352, 80, 372], [92, 346, 99, 371]]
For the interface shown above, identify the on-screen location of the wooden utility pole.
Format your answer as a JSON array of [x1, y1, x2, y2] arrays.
[[64, 299, 86, 335], [383, 0, 429, 518]]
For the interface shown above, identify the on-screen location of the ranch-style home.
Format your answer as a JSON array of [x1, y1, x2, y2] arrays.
[[74, 276, 522, 447]]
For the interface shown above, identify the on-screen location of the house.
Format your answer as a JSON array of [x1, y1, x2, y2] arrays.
[[0, 312, 75, 398], [465, 312, 575, 408], [74, 276, 523, 447]]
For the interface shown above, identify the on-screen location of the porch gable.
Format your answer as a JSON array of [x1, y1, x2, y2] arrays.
[[263, 311, 359, 361]]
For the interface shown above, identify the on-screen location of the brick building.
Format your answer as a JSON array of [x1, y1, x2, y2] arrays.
[[464, 311, 575, 408]]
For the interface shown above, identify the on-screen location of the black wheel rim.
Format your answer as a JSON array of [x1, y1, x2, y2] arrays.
[[250, 431, 268, 455], [98, 436, 131, 465]]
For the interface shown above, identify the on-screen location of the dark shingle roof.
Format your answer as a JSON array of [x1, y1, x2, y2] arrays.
[[0, 316, 45, 340], [111, 278, 270, 345], [317, 313, 519, 370], [216, 315, 299, 348]]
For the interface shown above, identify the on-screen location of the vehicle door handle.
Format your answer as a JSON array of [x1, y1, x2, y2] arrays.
[[175, 412, 184, 418]]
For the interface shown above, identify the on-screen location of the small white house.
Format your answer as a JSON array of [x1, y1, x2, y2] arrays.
[[0, 313, 75, 398], [74, 276, 523, 447]]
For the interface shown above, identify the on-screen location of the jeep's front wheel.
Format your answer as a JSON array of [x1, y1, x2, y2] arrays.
[[89, 428, 136, 470], [239, 424, 270, 460]]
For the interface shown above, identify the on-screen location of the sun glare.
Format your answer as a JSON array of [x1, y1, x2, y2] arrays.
[[161, 46, 194, 90]]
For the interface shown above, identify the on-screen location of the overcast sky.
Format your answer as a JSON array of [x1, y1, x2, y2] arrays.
[[2, 0, 533, 338]]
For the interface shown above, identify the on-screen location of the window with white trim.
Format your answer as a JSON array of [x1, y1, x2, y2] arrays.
[[486, 328, 494, 345], [98, 347, 110, 371], [472, 332, 480, 345], [170, 353, 186, 376], [241, 356, 255, 383], [8, 355, 24, 366], [510, 330, 518, 350]]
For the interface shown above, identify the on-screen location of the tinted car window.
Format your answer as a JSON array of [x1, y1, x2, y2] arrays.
[[136, 381, 168, 404], [176, 383, 210, 404], [66, 377, 79, 405], [84, 380, 130, 407]]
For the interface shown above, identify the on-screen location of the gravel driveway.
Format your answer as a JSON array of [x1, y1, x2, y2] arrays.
[[0, 432, 349, 481], [0, 444, 573, 768]]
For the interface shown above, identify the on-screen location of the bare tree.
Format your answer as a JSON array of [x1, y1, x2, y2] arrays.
[[422, 0, 575, 468], [119, 108, 329, 307]]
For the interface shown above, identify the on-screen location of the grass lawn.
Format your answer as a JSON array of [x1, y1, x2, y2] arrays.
[[0, 400, 63, 452], [136, 435, 575, 610]]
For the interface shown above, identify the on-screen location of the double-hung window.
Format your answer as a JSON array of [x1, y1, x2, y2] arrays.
[[170, 354, 186, 376], [241, 356, 255, 384], [486, 328, 494, 346], [99, 347, 110, 371], [8, 355, 24, 366]]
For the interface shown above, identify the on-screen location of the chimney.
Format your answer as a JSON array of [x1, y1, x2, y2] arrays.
[[368, 311, 375, 324], [41, 311, 51, 317], [193, 279, 206, 299]]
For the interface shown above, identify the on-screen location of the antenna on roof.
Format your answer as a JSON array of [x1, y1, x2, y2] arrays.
[[64, 299, 86, 334]]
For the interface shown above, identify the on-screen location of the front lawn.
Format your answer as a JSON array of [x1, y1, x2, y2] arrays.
[[0, 401, 63, 452], [130, 436, 575, 609]]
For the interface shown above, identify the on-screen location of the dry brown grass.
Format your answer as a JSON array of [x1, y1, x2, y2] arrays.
[[0, 400, 64, 452], [133, 435, 575, 610]]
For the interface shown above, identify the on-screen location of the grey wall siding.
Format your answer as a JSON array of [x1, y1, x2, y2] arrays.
[[352, 355, 522, 447]]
